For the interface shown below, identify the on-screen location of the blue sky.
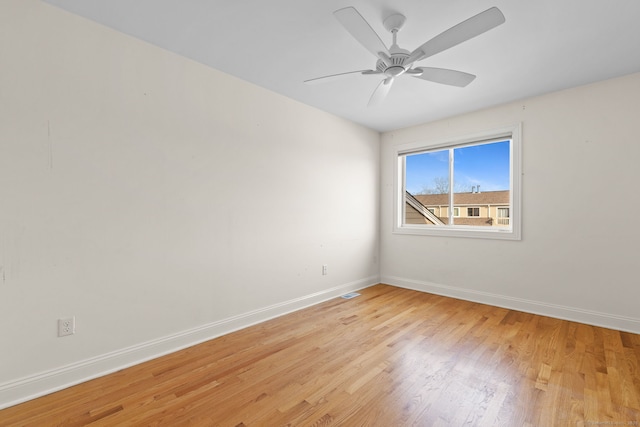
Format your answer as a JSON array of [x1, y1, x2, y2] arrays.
[[405, 140, 510, 194]]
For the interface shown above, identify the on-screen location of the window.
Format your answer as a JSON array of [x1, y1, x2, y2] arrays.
[[497, 207, 510, 225], [394, 124, 521, 240]]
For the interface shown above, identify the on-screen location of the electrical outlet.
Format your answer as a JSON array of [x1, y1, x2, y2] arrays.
[[58, 317, 75, 337], [322, 264, 328, 275]]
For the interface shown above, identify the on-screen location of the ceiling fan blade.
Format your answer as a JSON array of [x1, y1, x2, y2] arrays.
[[413, 67, 476, 87], [407, 7, 505, 64], [334, 7, 390, 59], [368, 77, 394, 107], [304, 70, 380, 85]]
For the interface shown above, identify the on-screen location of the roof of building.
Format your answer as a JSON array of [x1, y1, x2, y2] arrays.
[[413, 190, 509, 206]]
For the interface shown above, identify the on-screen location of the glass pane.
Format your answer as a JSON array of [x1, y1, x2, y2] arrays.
[[404, 149, 449, 226], [403, 140, 511, 229], [453, 141, 511, 227]]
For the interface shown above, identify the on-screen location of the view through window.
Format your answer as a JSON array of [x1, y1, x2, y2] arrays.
[[404, 140, 510, 228], [395, 125, 521, 240]]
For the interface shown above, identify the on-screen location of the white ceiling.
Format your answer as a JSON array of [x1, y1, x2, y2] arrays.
[[43, 0, 640, 132]]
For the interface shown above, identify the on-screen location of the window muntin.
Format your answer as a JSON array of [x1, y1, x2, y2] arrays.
[[394, 124, 521, 240], [467, 207, 480, 217]]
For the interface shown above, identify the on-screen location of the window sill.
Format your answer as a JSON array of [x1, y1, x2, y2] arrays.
[[393, 225, 521, 241]]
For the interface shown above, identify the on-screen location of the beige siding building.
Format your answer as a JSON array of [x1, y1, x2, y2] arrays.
[[406, 190, 510, 227]]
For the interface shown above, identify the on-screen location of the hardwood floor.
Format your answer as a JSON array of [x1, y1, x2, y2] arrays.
[[1, 284, 639, 426]]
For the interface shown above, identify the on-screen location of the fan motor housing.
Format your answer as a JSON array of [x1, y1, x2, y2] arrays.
[[377, 51, 410, 77]]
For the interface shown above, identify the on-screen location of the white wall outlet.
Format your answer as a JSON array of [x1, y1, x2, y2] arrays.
[[322, 264, 328, 275], [58, 317, 75, 337]]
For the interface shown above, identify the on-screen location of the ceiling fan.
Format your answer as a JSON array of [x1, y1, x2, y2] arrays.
[[305, 6, 506, 106]]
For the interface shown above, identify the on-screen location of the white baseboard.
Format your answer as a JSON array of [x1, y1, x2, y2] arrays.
[[382, 275, 640, 335], [0, 277, 378, 410]]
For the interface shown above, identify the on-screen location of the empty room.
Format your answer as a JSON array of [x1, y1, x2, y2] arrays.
[[1, 0, 639, 425]]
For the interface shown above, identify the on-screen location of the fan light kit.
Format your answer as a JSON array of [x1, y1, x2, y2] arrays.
[[305, 6, 506, 106]]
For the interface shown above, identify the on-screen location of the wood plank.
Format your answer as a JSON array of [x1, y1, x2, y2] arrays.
[[1, 284, 639, 426]]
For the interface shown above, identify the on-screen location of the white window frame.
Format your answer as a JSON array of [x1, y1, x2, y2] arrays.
[[393, 123, 522, 240]]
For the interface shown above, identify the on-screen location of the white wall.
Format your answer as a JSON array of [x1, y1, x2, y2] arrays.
[[0, 0, 380, 407], [381, 72, 640, 333]]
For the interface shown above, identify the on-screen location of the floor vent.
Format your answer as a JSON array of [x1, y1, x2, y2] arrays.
[[341, 292, 361, 299]]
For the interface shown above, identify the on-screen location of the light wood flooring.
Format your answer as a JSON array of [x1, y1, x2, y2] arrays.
[[1, 284, 639, 426]]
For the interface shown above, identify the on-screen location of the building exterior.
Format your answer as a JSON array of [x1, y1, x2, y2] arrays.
[[405, 190, 510, 227]]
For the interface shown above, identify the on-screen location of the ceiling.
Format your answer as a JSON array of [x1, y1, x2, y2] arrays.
[[43, 0, 640, 132]]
